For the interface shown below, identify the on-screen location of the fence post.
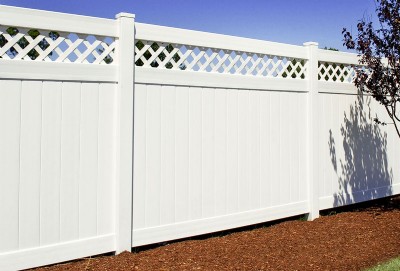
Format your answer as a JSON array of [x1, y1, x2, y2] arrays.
[[115, 12, 135, 253], [303, 41, 320, 220]]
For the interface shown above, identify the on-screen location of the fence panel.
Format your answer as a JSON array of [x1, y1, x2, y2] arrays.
[[317, 51, 400, 209], [0, 79, 118, 270], [132, 23, 310, 246], [0, 5, 125, 270], [132, 84, 309, 246]]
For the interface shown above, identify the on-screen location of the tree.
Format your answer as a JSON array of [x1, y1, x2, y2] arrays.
[[282, 58, 306, 79], [323, 46, 339, 51], [343, 0, 400, 138], [135, 40, 185, 69]]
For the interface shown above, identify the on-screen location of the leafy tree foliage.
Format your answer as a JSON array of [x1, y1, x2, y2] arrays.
[[323, 46, 339, 51], [343, 0, 400, 137], [282, 59, 305, 79], [135, 40, 184, 69], [318, 62, 349, 82]]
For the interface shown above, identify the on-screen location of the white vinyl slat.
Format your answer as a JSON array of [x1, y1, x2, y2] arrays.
[[19, 81, 42, 249], [132, 84, 147, 230], [0, 80, 21, 253], [280, 92, 291, 204], [334, 95, 344, 200], [298, 94, 307, 202], [331, 94, 338, 200], [249, 90, 260, 209], [79, 83, 99, 238], [188, 87, 203, 220], [259, 92, 271, 207], [214, 88, 227, 216], [145, 84, 162, 227], [269, 92, 280, 206], [174, 86, 190, 223], [226, 89, 239, 213], [97, 83, 117, 235], [289, 94, 300, 203], [60, 82, 81, 242], [160, 85, 176, 225], [40, 81, 62, 246], [321, 94, 334, 205], [324, 94, 332, 198], [202, 88, 215, 218], [237, 89, 250, 211], [317, 94, 325, 199], [319, 94, 329, 201]]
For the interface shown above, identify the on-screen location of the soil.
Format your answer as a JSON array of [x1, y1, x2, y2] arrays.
[[32, 197, 400, 271]]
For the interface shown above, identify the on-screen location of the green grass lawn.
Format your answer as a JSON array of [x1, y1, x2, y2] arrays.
[[365, 257, 400, 271]]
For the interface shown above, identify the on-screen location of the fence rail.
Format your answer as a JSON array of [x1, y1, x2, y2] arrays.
[[1, 4, 399, 271]]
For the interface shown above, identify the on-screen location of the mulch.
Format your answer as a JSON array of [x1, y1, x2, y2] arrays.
[[32, 197, 400, 271]]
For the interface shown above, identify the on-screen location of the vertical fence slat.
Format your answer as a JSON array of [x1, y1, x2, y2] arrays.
[[40, 81, 62, 245], [323, 94, 331, 198], [0, 80, 21, 253], [259, 91, 271, 207], [160, 85, 176, 225], [226, 89, 239, 213], [291, 93, 299, 203], [298, 95, 308, 202], [249, 90, 260, 209], [174, 86, 190, 222], [279, 92, 291, 204], [202, 88, 215, 217], [19, 81, 42, 249], [132, 84, 147, 230], [269, 91, 280, 206], [189, 87, 203, 220], [145, 84, 161, 227], [97, 83, 117, 235], [60, 82, 81, 242], [214, 88, 227, 216], [237, 89, 250, 211], [79, 83, 99, 238]]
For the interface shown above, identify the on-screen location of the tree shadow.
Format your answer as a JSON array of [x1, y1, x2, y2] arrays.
[[328, 95, 393, 207]]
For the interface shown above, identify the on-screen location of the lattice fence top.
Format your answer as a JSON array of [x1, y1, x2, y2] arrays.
[[135, 40, 307, 79], [0, 26, 116, 64], [318, 62, 357, 83]]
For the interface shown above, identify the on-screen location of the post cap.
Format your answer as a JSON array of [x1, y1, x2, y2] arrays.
[[115, 12, 135, 19]]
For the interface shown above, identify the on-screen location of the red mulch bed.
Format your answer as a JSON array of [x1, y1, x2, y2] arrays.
[[32, 197, 400, 271]]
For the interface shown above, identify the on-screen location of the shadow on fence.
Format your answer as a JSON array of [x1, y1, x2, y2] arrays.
[[328, 95, 393, 207]]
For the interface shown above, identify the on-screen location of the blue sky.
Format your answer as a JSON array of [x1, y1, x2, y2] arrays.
[[0, 0, 378, 51]]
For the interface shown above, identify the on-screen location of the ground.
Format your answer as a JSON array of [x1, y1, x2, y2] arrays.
[[32, 197, 400, 271]]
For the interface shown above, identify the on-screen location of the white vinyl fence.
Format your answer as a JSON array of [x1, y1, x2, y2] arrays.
[[1, 5, 399, 270]]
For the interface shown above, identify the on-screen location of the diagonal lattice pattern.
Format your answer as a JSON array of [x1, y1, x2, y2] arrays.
[[135, 40, 307, 79], [0, 26, 116, 64], [318, 62, 357, 83]]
